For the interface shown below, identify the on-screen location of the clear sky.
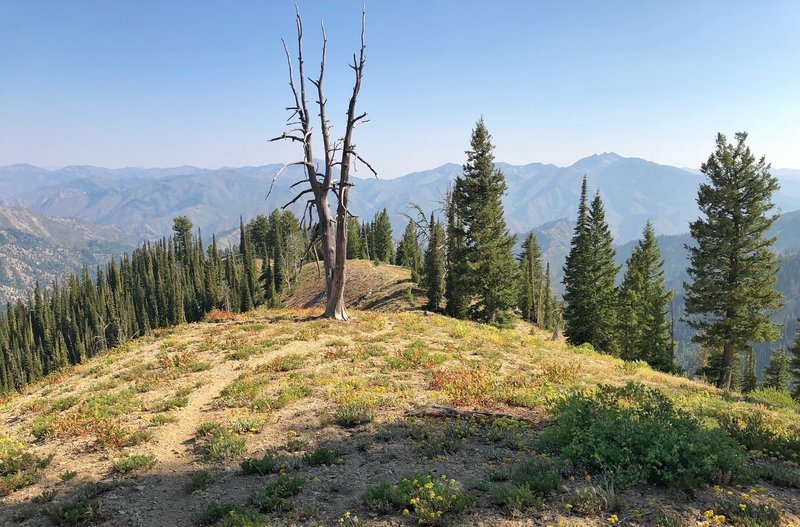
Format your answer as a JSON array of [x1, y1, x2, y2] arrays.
[[1, 1, 799, 178]]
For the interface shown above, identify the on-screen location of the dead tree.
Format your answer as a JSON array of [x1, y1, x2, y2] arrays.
[[270, 7, 375, 320]]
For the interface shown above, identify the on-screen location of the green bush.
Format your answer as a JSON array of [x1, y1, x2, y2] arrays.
[[185, 470, 224, 493], [540, 382, 744, 490], [0, 437, 51, 496], [46, 496, 103, 526], [746, 388, 799, 411], [248, 475, 304, 512], [362, 473, 473, 526], [754, 461, 800, 488], [718, 407, 800, 461], [302, 446, 338, 466], [240, 452, 279, 475], [333, 400, 374, 427], [112, 454, 157, 474], [488, 456, 561, 511], [713, 498, 781, 527]]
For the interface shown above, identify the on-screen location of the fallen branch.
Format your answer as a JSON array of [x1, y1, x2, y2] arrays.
[[404, 404, 540, 425]]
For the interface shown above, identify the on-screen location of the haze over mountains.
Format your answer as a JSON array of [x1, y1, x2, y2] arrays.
[[3, 153, 800, 373], [4, 154, 800, 245]]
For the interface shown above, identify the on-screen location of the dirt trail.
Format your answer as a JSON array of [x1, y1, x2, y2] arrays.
[[109, 337, 319, 527]]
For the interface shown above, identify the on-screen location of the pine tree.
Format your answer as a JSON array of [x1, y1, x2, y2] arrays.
[[518, 233, 544, 324], [617, 222, 675, 371], [563, 177, 593, 345], [172, 216, 193, 265], [444, 185, 469, 319], [763, 348, 791, 391], [396, 220, 423, 282], [423, 213, 445, 311], [742, 348, 758, 394], [684, 132, 783, 389], [346, 217, 362, 259], [373, 209, 395, 263], [789, 324, 800, 399], [455, 118, 518, 322], [563, 179, 618, 353], [273, 222, 285, 294]]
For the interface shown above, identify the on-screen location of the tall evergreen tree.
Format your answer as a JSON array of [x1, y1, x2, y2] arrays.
[[172, 216, 193, 265], [372, 209, 395, 263], [396, 220, 423, 282], [742, 348, 758, 394], [684, 132, 783, 389], [563, 179, 618, 353], [423, 213, 445, 311], [444, 185, 469, 319], [763, 348, 791, 391], [563, 177, 593, 345], [455, 118, 518, 322], [617, 222, 675, 371], [518, 233, 544, 324], [789, 324, 800, 400], [346, 217, 363, 259]]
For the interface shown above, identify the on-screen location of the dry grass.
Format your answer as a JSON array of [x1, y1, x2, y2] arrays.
[[0, 262, 798, 526]]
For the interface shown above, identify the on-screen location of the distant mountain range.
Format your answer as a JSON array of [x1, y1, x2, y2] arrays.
[[2, 156, 800, 375], [3, 156, 800, 244], [0, 206, 133, 304]]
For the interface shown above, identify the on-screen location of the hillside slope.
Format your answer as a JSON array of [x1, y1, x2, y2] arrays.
[[0, 300, 800, 527], [0, 207, 135, 304]]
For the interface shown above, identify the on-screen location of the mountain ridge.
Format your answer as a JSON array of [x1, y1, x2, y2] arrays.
[[3, 155, 800, 244]]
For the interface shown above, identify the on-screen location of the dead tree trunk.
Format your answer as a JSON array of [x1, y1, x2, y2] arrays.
[[269, 7, 375, 321]]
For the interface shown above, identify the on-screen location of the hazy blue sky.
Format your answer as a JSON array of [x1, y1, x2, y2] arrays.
[[1, 1, 799, 177]]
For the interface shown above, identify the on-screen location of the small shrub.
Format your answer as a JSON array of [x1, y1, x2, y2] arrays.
[[240, 452, 280, 475], [489, 483, 542, 511], [567, 481, 621, 516], [150, 414, 179, 426], [229, 416, 263, 434], [196, 422, 247, 462], [59, 470, 78, 482], [492, 310, 517, 329], [362, 473, 472, 526], [151, 395, 189, 412], [0, 437, 51, 496], [431, 364, 493, 404], [489, 457, 561, 511], [263, 353, 306, 372], [32, 488, 59, 503], [46, 496, 103, 526], [409, 420, 471, 458], [540, 382, 745, 490], [31, 414, 56, 440], [194, 500, 238, 525], [185, 470, 224, 493], [113, 454, 157, 474], [713, 498, 781, 527], [207, 432, 247, 462], [754, 461, 800, 488], [333, 400, 374, 427], [248, 474, 304, 512], [746, 388, 800, 411], [215, 509, 272, 527], [302, 446, 338, 466], [719, 406, 800, 461]]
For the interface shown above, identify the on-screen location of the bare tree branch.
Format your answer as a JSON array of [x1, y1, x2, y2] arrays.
[[281, 188, 314, 209], [265, 161, 311, 199]]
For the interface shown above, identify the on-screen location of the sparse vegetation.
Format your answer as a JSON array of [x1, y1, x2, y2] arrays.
[[112, 454, 157, 474], [248, 474, 304, 513], [363, 474, 473, 525]]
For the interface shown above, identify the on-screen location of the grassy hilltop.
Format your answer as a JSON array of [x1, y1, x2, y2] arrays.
[[1, 262, 800, 527]]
